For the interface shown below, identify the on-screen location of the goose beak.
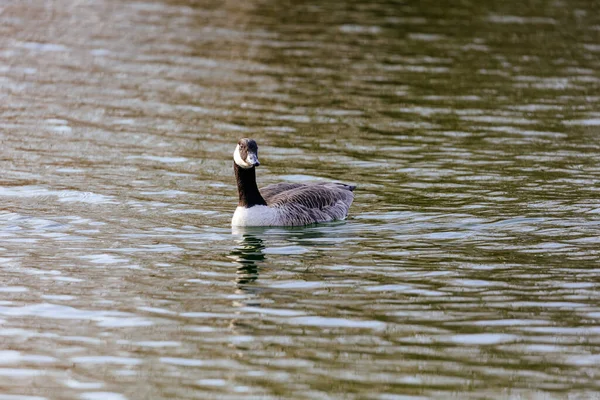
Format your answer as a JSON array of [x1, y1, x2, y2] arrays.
[[247, 153, 260, 167]]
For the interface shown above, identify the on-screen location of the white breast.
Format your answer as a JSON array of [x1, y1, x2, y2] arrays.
[[231, 206, 280, 226]]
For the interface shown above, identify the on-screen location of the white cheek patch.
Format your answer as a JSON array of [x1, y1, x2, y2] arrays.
[[233, 145, 252, 169]]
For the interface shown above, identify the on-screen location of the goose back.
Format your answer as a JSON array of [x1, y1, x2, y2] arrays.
[[259, 182, 355, 226]]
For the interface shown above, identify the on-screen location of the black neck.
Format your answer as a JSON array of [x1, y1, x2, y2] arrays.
[[234, 162, 267, 207]]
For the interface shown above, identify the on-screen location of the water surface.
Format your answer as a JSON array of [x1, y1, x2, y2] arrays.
[[1, 0, 600, 398]]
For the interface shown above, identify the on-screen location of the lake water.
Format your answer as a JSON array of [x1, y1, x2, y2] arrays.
[[1, 0, 600, 398]]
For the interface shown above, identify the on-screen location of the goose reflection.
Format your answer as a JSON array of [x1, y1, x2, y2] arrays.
[[227, 224, 353, 332], [229, 223, 349, 289], [229, 232, 266, 292]]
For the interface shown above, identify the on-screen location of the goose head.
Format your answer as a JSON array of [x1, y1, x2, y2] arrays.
[[233, 138, 260, 169]]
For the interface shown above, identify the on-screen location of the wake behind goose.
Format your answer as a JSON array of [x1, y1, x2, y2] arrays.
[[231, 138, 356, 227]]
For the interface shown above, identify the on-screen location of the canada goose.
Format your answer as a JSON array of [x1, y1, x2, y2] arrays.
[[231, 138, 355, 226]]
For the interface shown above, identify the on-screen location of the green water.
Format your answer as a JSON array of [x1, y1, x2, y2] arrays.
[[1, 0, 599, 398]]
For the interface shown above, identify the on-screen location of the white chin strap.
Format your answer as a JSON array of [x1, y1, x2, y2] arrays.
[[233, 145, 257, 169]]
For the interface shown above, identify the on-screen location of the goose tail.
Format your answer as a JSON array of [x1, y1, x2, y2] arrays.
[[337, 183, 356, 192]]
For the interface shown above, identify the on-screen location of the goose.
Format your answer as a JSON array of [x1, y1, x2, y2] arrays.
[[231, 138, 355, 226]]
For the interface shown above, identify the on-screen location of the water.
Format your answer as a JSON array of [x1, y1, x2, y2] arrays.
[[1, 0, 600, 398]]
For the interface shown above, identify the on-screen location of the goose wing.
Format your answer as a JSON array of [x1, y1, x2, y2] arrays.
[[260, 183, 306, 203], [263, 183, 355, 225]]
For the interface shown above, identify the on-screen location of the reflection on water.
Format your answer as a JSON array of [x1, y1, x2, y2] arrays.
[[230, 224, 349, 293], [230, 233, 265, 289], [1, 0, 600, 398]]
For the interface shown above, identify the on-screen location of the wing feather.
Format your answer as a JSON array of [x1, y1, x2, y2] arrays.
[[260, 183, 306, 202], [261, 183, 355, 226]]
